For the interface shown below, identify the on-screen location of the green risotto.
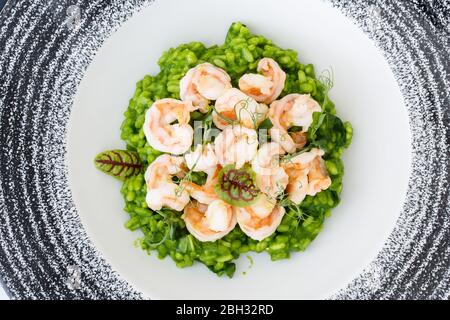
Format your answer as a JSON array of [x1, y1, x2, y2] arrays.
[[116, 22, 352, 277]]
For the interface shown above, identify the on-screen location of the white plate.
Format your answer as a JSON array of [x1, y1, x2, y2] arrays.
[[67, 0, 411, 299]]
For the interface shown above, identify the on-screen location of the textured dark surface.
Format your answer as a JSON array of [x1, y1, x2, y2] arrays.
[[0, 0, 147, 300], [330, 0, 450, 300], [0, 0, 449, 299]]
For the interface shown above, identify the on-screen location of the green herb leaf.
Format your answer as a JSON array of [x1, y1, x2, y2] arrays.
[[307, 112, 347, 154], [258, 118, 273, 130], [94, 149, 143, 181]]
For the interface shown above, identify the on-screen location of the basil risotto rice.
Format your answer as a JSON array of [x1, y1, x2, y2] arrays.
[[97, 22, 352, 277]]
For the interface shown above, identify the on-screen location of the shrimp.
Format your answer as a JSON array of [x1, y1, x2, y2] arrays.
[[283, 167, 309, 204], [306, 155, 332, 196], [256, 167, 289, 201], [252, 142, 285, 176], [143, 98, 197, 155], [270, 128, 308, 154], [184, 143, 218, 173], [251, 143, 288, 199], [268, 94, 321, 153], [238, 58, 286, 104], [290, 131, 308, 148], [282, 148, 331, 204], [214, 125, 259, 169], [182, 199, 236, 242], [180, 63, 232, 112], [235, 194, 286, 241], [182, 166, 221, 205], [144, 154, 189, 211], [182, 144, 220, 204], [213, 88, 268, 130]]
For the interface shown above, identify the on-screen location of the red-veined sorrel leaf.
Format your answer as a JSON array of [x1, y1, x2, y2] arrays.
[[94, 149, 143, 181], [214, 164, 260, 207]]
